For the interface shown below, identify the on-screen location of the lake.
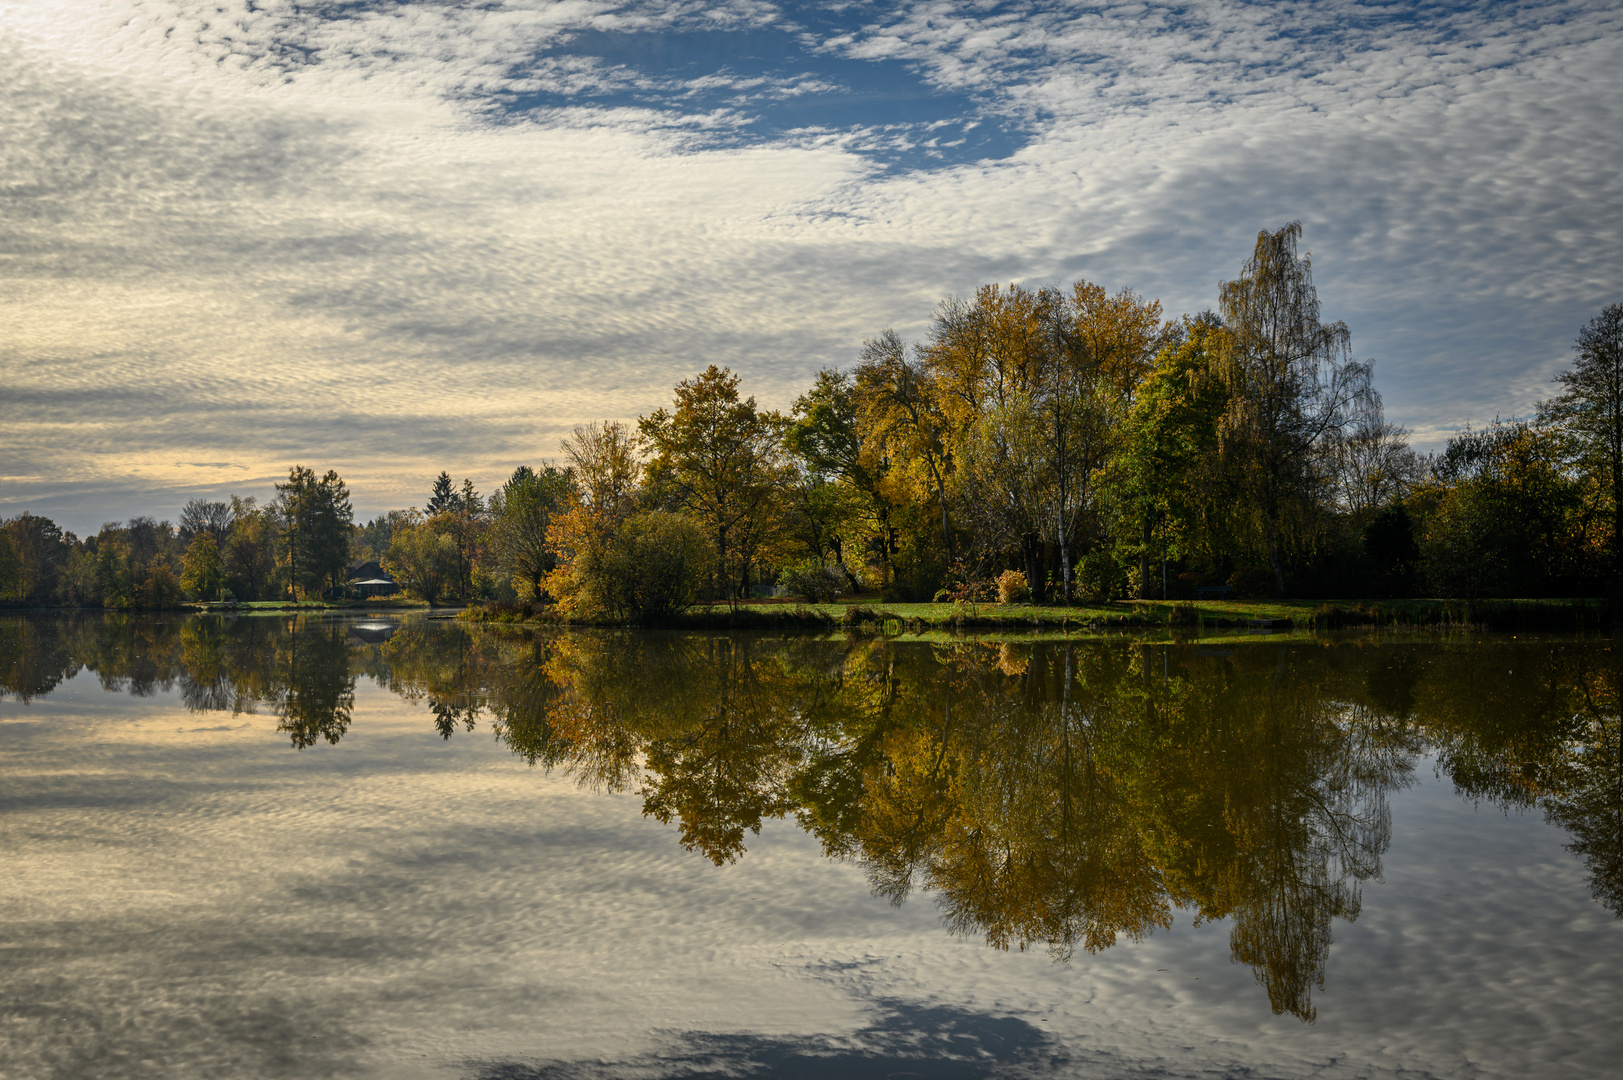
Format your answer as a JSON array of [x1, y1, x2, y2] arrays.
[[1, 613, 1619, 1079]]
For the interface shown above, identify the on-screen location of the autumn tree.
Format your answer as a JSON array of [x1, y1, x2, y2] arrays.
[[639, 366, 787, 599], [1045, 283, 1168, 600], [902, 280, 1167, 600], [1216, 222, 1377, 594], [855, 330, 955, 568], [561, 421, 640, 524], [956, 390, 1053, 595]]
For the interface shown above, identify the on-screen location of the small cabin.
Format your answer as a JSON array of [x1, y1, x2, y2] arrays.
[[346, 560, 400, 598]]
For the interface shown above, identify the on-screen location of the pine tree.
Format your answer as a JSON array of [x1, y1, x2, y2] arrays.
[[426, 472, 457, 515]]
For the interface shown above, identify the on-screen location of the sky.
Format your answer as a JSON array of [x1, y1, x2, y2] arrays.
[[2, 0, 1620, 536]]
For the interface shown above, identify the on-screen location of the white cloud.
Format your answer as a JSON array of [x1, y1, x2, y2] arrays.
[[1, 1, 1619, 530]]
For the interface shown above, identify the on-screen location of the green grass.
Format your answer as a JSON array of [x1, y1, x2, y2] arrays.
[[665, 595, 1609, 634], [440, 593, 1614, 635]]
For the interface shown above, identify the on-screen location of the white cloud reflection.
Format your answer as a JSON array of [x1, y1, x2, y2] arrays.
[[2, 675, 1621, 1078], [1, 1, 1620, 531]]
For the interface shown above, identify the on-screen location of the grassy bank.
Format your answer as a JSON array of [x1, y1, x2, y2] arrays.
[[461, 595, 1611, 634]]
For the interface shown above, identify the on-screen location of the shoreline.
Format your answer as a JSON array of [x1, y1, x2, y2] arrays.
[[460, 595, 1614, 634]]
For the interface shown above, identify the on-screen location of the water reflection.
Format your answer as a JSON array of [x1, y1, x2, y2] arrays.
[[3, 614, 1619, 1023]]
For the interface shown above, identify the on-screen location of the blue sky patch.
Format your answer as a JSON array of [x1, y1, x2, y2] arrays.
[[505, 24, 1026, 171]]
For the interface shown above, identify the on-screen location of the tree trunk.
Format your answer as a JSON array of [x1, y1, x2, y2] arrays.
[[1060, 540, 1072, 605], [1139, 516, 1152, 598], [1612, 447, 1622, 587], [1267, 527, 1287, 597], [1024, 533, 1043, 603]]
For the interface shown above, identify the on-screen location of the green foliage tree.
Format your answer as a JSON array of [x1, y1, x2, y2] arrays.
[[384, 514, 460, 605], [426, 477, 487, 600], [352, 509, 417, 566], [93, 529, 133, 607], [180, 531, 226, 601], [224, 497, 277, 601], [856, 329, 955, 569], [1417, 422, 1586, 598], [785, 368, 882, 588], [0, 530, 19, 602], [639, 366, 787, 599], [1542, 302, 1623, 585], [426, 471, 458, 515], [491, 464, 574, 600], [1103, 321, 1233, 595], [1, 514, 71, 605], [591, 510, 714, 623], [275, 466, 353, 599]]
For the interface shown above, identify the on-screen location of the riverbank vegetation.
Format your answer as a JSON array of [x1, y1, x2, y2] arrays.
[[3, 224, 1619, 620]]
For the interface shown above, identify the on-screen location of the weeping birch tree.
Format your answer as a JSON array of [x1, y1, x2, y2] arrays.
[[1216, 222, 1377, 594]]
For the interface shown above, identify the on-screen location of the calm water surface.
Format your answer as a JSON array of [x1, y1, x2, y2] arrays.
[[1, 614, 1620, 1079]]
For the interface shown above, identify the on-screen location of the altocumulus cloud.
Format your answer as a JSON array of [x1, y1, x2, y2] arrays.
[[1, 0, 1619, 533]]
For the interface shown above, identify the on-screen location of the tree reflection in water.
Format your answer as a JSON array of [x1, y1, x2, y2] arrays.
[[2, 613, 1619, 1022]]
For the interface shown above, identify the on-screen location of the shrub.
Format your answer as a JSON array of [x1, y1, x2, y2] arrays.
[[938, 558, 993, 604], [995, 569, 1030, 604], [1169, 601, 1200, 626], [854, 563, 887, 592], [777, 561, 846, 604], [592, 511, 714, 623], [137, 562, 183, 608], [1077, 549, 1123, 603], [468, 599, 537, 623], [843, 605, 881, 627], [1310, 603, 1384, 629]]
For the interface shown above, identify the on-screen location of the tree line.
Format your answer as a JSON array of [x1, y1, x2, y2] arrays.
[[0, 467, 354, 608], [2, 222, 1618, 612]]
